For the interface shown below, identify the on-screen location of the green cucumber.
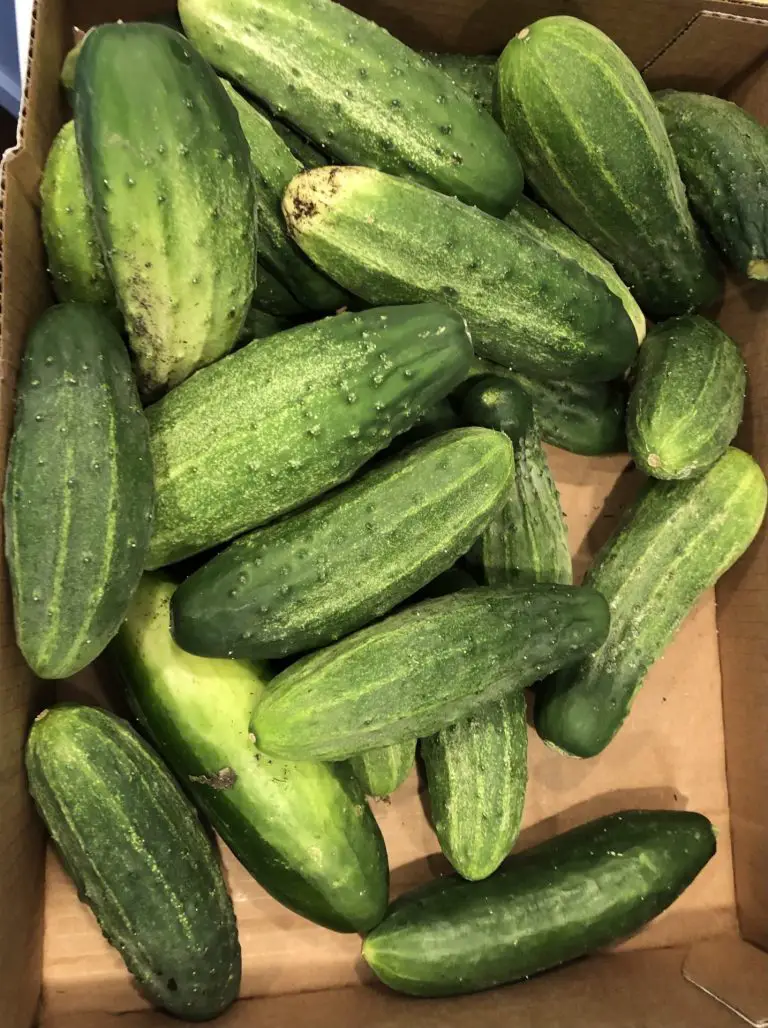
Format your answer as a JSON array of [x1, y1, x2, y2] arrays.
[[178, 0, 522, 216], [349, 740, 416, 799], [26, 704, 240, 1020], [363, 809, 716, 996], [284, 166, 637, 383], [171, 428, 513, 659], [237, 306, 289, 344], [627, 315, 746, 480], [461, 357, 627, 456], [40, 121, 115, 311], [421, 690, 527, 881], [656, 90, 768, 281], [252, 263, 308, 317], [462, 376, 571, 586], [271, 119, 328, 169], [536, 448, 767, 757], [422, 52, 497, 120], [506, 196, 645, 343], [498, 16, 722, 319], [113, 574, 389, 932], [251, 584, 610, 761], [4, 304, 153, 679], [147, 302, 472, 568], [74, 23, 256, 400], [223, 82, 349, 312], [388, 398, 460, 452]]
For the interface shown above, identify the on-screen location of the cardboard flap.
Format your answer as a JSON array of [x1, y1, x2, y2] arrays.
[[684, 937, 768, 1026], [643, 10, 768, 93]]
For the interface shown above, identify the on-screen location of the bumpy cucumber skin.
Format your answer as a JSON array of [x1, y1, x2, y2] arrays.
[[350, 739, 416, 799], [422, 52, 498, 120], [223, 82, 348, 312], [363, 809, 716, 997], [26, 704, 240, 1020], [422, 690, 528, 881], [657, 90, 768, 281], [4, 304, 153, 679], [147, 303, 472, 568], [284, 166, 637, 383], [251, 584, 610, 761], [506, 196, 645, 343], [171, 428, 513, 659], [536, 448, 767, 757], [178, 0, 522, 216], [498, 16, 722, 319], [74, 23, 256, 400], [40, 122, 115, 311], [113, 575, 389, 932], [627, 315, 746, 480]]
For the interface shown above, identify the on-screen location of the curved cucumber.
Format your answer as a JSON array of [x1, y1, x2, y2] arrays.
[[179, 0, 522, 216], [349, 740, 416, 799], [171, 428, 513, 659], [363, 810, 716, 996], [656, 90, 768, 281], [113, 574, 389, 932], [284, 166, 637, 383], [627, 315, 745, 479], [74, 23, 256, 399], [147, 303, 472, 567], [4, 304, 153, 679], [498, 16, 722, 319], [421, 690, 528, 881], [251, 584, 610, 761], [26, 704, 240, 1020], [535, 448, 767, 757]]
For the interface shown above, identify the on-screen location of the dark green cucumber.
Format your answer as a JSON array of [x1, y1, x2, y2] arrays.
[[179, 0, 522, 216], [363, 809, 716, 996], [349, 739, 416, 799], [506, 196, 645, 343], [223, 82, 349, 312], [251, 584, 610, 761], [147, 303, 472, 568], [627, 315, 746, 480], [74, 23, 256, 399], [656, 90, 768, 281], [498, 16, 722, 319], [422, 52, 497, 120], [4, 304, 153, 679], [171, 428, 513, 659], [113, 574, 388, 932], [387, 398, 460, 452], [26, 704, 240, 1020], [421, 690, 527, 881], [284, 166, 637, 383], [271, 119, 328, 169], [536, 448, 767, 757], [40, 121, 115, 311], [252, 263, 308, 317], [237, 306, 289, 344], [462, 376, 571, 586]]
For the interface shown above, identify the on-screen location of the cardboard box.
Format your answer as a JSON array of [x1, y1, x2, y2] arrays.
[[3, 1, 768, 1024]]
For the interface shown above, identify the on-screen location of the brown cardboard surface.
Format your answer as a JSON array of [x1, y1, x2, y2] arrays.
[[685, 936, 768, 1025]]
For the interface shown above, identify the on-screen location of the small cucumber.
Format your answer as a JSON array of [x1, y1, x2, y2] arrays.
[[349, 740, 416, 799]]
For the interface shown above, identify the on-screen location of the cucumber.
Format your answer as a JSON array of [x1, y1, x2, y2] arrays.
[[506, 196, 645, 344], [388, 398, 460, 452], [237, 306, 289, 344], [461, 357, 627, 456], [4, 304, 153, 679], [147, 303, 472, 568], [223, 82, 349, 312], [349, 739, 416, 799], [656, 90, 768, 281], [178, 0, 522, 216], [251, 584, 610, 761], [74, 23, 256, 400], [40, 121, 115, 311], [498, 16, 722, 319], [461, 376, 571, 586], [252, 263, 308, 318], [422, 52, 497, 119], [113, 574, 389, 932], [362, 809, 716, 996], [536, 448, 767, 757], [171, 428, 513, 659], [627, 315, 746, 480], [421, 690, 527, 881], [271, 119, 328, 169], [26, 704, 240, 1020], [284, 166, 638, 383]]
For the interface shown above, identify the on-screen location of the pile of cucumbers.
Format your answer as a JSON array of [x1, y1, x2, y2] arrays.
[[6, 1, 768, 1020]]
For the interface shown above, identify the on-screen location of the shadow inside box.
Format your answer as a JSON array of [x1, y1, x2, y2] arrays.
[[572, 459, 645, 578]]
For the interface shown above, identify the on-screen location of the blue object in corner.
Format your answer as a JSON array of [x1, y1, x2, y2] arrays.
[[0, 0, 21, 115]]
